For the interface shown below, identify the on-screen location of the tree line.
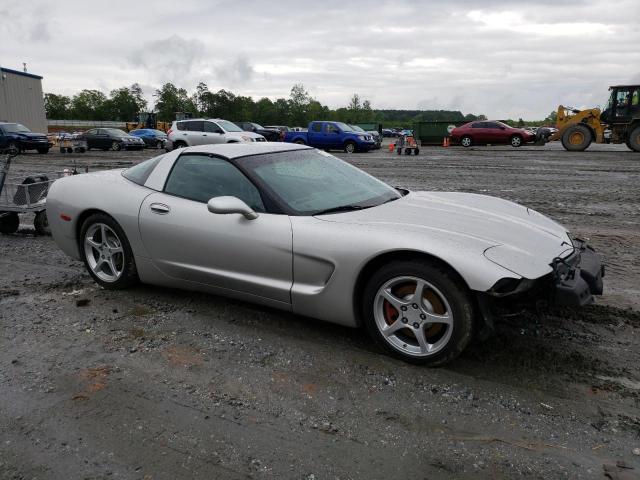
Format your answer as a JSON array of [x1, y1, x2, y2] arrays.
[[44, 82, 489, 128]]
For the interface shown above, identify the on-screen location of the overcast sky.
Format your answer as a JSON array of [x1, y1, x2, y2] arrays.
[[1, 0, 638, 119]]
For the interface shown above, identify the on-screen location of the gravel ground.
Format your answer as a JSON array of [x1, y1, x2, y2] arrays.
[[1, 142, 639, 479]]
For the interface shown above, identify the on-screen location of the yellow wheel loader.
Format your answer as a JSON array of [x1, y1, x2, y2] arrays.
[[551, 85, 640, 152]]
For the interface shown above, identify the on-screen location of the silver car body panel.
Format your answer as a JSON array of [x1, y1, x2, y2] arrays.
[[47, 143, 574, 328]]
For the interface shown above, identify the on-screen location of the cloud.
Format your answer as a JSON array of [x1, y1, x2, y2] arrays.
[[0, 0, 638, 119], [215, 56, 255, 87], [128, 35, 206, 83]]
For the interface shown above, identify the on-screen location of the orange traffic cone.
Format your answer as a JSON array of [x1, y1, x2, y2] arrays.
[[389, 142, 395, 152]]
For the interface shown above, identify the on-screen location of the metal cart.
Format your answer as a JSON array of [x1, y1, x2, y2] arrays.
[[395, 134, 420, 155], [0, 150, 58, 235], [57, 133, 87, 154]]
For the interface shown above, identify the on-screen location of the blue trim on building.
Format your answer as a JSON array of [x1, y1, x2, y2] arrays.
[[0, 67, 43, 80]]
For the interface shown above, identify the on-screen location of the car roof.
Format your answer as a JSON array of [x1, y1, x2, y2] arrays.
[[179, 142, 312, 159]]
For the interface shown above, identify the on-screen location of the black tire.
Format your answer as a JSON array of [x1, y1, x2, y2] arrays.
[[294, 139, 306, 145], [627, 125, 640, 152], [156, 141, 163, 149], [0, 212, 20, 234], [173, 141, 187, 149], [362, 259, 475, 366], [34, 210, 50, 236], [561, 124, 592, 151], [460, 135, 472, 148], [510, 135, 523, 148], [37, 147, 49, 154], [414, 148, 420, 155], [8, 142, 20, 155], [79, 213, 138, 290], [78, 147, 86, 153], [111, 141, 122, 151], [344, 141, 356, 154], [405, 148, 411, 155]]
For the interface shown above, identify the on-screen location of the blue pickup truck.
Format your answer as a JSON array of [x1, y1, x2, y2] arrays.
[[284, 121, 376, 153]]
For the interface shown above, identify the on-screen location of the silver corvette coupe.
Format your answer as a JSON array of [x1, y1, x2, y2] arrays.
[[47, 143, 604, 365]]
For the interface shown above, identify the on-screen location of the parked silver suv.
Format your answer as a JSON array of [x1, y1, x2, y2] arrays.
[[166, 119, 266, 150]]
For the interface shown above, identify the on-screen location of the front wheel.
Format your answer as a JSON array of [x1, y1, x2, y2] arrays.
[[111, 141, 122, 151], [460, 135, 472, 148], [510, 135, 523, 147], [80, 213, 138, 289], [344, 141, 356, 154], [362, 260, 475, 366], [561, 124, 592, 151], [627, 125, 640, 152], [0, 212, 19, 234]]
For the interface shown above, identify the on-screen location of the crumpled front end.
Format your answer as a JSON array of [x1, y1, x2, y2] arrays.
[[550, 239, 604, 306]]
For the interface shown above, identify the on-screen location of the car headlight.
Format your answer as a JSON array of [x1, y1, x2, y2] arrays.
[[241, 135, 253, 142], [358, 135, 366, 140]]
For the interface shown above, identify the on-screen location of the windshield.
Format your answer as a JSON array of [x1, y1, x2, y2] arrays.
[[218, 120, 243, 132], [252, 123, 265, 129], [153, 129, 167, 136], [2, 123, 31, 133], [334, 122, 354, 132], [106, 129, 128, 137], [240, 149, 401, 215], [349, 125, 365, 133]]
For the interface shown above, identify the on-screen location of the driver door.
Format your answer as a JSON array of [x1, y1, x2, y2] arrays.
[[138, 154, 293, 304]]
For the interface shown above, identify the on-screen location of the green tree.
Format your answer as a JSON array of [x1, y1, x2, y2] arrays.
[[44, 93, 71, 119], [289, 84, 312, 126], [70, 89, 108, 120], [153, 83, 196, 121], [104, 84, 147, 121]]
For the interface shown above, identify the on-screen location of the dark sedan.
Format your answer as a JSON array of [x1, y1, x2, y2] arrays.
[[234, 122, 281, 141], [450, 121, 536, 148], [129, 129, 167, 148], [83, 128, 146, 151]]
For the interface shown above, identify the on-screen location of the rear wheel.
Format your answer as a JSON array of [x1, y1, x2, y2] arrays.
[[111, 141, 121, 151], [627, 125, 640, 152], [362, 260, 475, 365], [0, 212, 20, 234], [8, 142, 20, 155], [460, 135, 472, 148], [561, 124, 592, 151], [344, 141, 356, 154], [173, 141, 187, 149], [510, 135, 523, 147], [294, 140, 306, 145], [80, 213, 138, 289]]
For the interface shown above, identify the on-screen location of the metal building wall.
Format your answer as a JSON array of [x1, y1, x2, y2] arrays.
[[0, 68, 47, 133]]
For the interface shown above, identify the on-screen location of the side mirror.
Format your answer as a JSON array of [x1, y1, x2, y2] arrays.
[[207, 196, 258, 220]]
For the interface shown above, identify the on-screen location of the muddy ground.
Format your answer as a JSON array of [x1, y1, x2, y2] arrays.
[[1, 142, 639, 479]]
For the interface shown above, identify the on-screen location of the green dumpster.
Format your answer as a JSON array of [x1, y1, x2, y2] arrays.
[[414, 121, 467, 145]]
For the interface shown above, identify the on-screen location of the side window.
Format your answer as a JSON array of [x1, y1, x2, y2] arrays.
[[311, 123, 322, 133], [175, 122, 185, 131], [204, 122, 223, 134], [485, 122, 500, 129], [164, 155, 265, 211], [96, 129, 104, 135], [471, 123, 483, 129], [325, 123, 339, 134], [185, 121, 204, 132]]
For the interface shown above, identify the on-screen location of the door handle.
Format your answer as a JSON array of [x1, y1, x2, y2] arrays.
[[150, 203, 170, 214]]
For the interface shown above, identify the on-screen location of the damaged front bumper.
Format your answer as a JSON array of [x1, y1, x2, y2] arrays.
[[552, 239, 604, 306]]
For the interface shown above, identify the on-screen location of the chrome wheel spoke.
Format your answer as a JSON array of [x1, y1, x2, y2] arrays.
[[381, 289, 407, 310], [110, 245, 123, 255], [423, 310, 452, 325], [382, 320, 406, 337], [86, 237, 101, 250], [414, 327, 432, 354]]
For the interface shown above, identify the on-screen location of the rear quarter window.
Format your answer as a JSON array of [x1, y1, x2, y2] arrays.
[[122, 155, 164, 186]]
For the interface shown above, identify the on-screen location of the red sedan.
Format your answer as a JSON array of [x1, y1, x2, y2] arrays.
[[450, 121, 536, 148]]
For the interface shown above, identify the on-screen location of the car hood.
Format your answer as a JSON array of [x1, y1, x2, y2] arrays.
[[15, 132, 47, 139], [316, 191, 574, 278]]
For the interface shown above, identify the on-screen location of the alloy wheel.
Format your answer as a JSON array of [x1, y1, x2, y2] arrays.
[[84, 223, 125, 282], [374, 276, 454, 357]]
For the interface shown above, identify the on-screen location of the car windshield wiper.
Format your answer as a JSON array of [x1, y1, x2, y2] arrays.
[[313, 204, 369, 216]]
